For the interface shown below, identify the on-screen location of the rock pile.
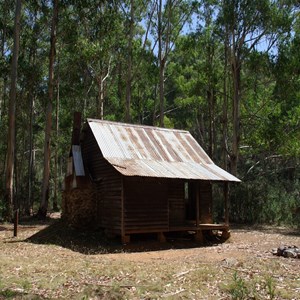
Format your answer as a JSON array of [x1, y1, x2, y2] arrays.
[[272, 245, 300, 259]]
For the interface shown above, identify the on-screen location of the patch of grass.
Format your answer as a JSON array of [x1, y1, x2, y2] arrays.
[[0, 289, 19, 299], [265, 275, 276, 299], [0, 288, 34, 299], [228, 272, 249, 300], [221, 271, 283, 300]]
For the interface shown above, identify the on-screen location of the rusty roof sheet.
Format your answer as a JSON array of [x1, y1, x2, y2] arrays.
[[87, 119, 240, 182]]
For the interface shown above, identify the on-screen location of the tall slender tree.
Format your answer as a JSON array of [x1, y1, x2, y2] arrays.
[[153, 0, 194, 127], [218, 0, 294, 175], [125, 0, 134, 123], [4, 0, 22, 221], [38, 0, 58, 218]]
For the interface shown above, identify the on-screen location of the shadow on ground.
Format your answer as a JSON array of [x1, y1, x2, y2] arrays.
[[25, 219, 222, 255]]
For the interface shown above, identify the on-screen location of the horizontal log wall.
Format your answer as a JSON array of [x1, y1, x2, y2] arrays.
[[199, 181, 213, 223], [168, 179, 185, 226], [124, 177, 168, 234]]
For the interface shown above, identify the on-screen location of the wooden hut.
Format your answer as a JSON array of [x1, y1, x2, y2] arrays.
[[63, 118, 240, 243]]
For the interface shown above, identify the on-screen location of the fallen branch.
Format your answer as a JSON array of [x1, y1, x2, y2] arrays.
[[96, 283, 149, 289], [162, 288, 185, 298], [173, 269, 193, 278]]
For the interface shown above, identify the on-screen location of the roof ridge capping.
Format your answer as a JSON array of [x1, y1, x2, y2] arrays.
[[87, 118, 189, 133]]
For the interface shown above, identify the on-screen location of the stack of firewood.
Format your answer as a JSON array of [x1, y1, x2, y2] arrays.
[[62, 184, 97, 228], [272, 245, 300, 258]]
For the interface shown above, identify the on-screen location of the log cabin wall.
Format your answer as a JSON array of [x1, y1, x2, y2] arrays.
[[199, 181, 213, 223], [123, 177, 168, 234], [168, 179, 185, 227], [81, 126, 122, 235]]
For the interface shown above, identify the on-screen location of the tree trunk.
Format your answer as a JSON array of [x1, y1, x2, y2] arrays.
[[230, 56, 241, 176], [4, 0, 22, 222], [158, 0, 164, 127], [38, 0, 58, 218], [27, 94, 34, 215], [97, 75, 105, 120], [0, 0, 8, 124], [26, 19, 38, 215], [53, 56, 60, 212], [159, 59, 165, 128], [207, 89, 215, 159], [125, 0, 134, 123], [222, 27, 229, 171]]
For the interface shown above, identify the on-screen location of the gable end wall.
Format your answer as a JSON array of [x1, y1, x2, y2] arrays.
[[81, 126, 122, 235]]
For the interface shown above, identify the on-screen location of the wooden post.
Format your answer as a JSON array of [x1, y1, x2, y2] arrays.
[[158, 232, 166, 243], [121, 177, 126, 243], [224, 182, 229, 225], [196, 181, 200, 227], [194, 230, 203, 242], [13, 209, 18, 237]]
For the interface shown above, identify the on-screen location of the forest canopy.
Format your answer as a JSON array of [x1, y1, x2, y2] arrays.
[[0, 0, 299, 224]]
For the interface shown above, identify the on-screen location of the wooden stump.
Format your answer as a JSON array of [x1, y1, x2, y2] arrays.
[[157, 232, 166, 243], [122, 235, 130, 244], [194, 230, 204, 242], [221, 229, 231, 241]]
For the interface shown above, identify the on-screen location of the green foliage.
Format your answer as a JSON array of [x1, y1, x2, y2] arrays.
[[0, 0, 299, 223], [228, 272, 248, 300], [230, 173, 300, 225], [224, 272, 279, 300], [265, 276, 276, 300]]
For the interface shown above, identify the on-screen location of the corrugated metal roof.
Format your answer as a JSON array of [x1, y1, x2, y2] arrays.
[[87, 119, 240, 182]]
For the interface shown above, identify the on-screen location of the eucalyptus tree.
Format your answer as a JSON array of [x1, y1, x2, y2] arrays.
[[38, 0, 58, 219], [0, 0, 14, 195], [0, 0, 14, 124], [14, 0, 50, 215], [149, 0, 196, 127], [121, 0, 135, 123], [272, 19, 300, 158], [166, 31, 223, 158], [216, 0, 295, 176], [119, 0, 152, 123], [4, 0, 22, 221], [67, 0, 125, 120]]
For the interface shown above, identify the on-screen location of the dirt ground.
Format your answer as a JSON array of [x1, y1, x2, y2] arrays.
[[0, 217, 300, 299]]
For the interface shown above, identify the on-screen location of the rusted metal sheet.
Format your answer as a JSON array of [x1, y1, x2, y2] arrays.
[[88, 119, 240, 182]]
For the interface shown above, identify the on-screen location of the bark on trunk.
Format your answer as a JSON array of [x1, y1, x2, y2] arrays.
[[208, 89, 215, 159], [125, 0, 134, 123], [53, 56, 60, 212], [38, 0, 58, 218], [158, 0, 164, 127], [27, 94, 34, 215], [231, 57, 241, 176], [97, 75, 104, 120], [159, 59, 165, 128], [222, 30, 229, 171], [4, 0, 22, 221]]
